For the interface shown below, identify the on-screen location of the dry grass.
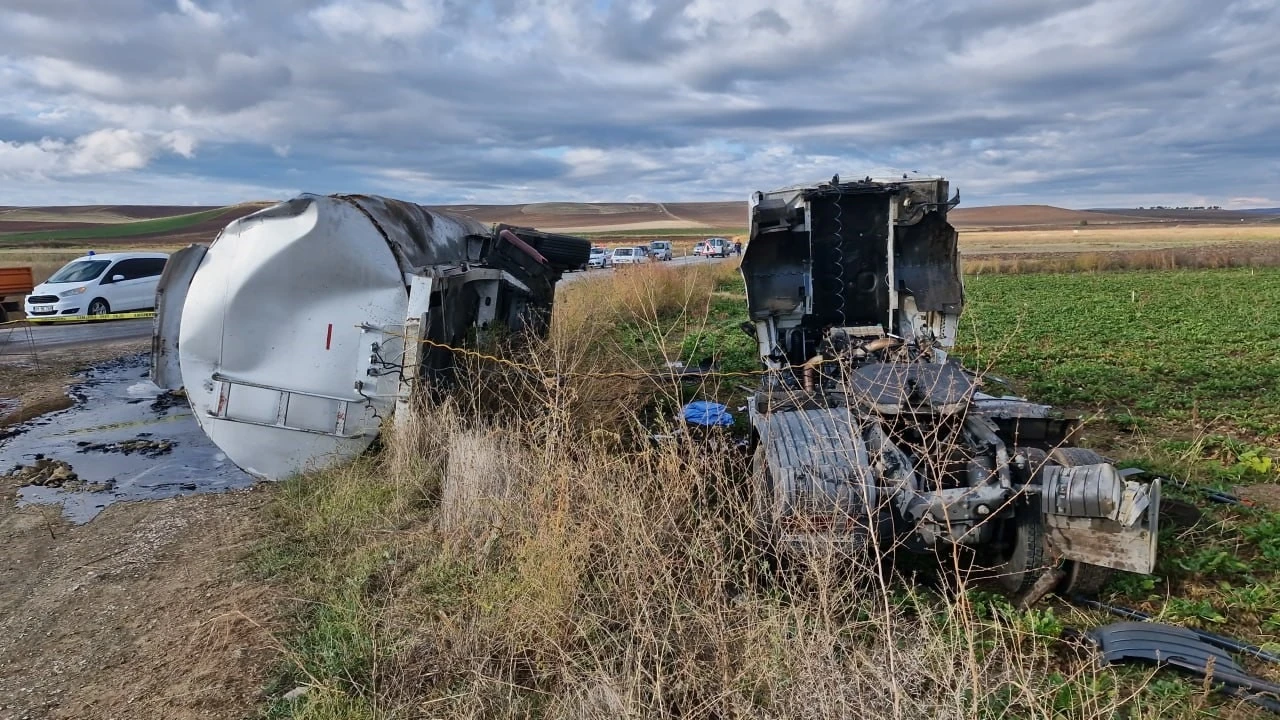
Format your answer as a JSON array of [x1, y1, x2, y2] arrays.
[[258, 391, 1188, 719], [248, 262, 1260, 720], [959, 223, 1280, 255], [963, 243, 1280, 274], [0, 245, 189, 284]]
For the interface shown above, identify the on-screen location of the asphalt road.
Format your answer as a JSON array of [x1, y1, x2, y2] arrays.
[[0, 318, 152, 355], [0, 255, 732, 355]]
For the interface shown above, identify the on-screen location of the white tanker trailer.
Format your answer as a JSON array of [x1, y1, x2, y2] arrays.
[[151, 193, 590, 480]]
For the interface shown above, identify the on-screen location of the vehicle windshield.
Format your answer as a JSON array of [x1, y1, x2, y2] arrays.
[[649, 242, 666, 248], [590, 248, 605, 255], [615, 249, 633, 256], [46, 259, 110, 283]]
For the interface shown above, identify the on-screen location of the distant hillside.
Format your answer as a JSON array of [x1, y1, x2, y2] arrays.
[[948, 205, 1143, 228], [4, 199, 1275, 249], [1090, 207, 1280, 223], [429, 201, 746, 231]]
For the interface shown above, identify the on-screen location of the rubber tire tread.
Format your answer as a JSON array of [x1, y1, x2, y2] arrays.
[[1050, 447, 1111, 466], [529, 236, 591, 271], [998, 500, 1048, 595]]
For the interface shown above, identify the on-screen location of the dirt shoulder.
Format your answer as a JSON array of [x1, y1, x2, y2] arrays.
[[0, 347, 280, 720]]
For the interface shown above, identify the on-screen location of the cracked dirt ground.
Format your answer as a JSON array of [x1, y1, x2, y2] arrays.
[[1, 345, 279, 720]]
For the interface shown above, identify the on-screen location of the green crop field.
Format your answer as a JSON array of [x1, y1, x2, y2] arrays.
[[0, 206, 235, 245], [956, 268, 1280, 439], [954, 270, 1280, 664]]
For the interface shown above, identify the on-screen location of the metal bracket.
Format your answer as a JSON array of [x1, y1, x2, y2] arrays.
[[208, 372, 365, 438]]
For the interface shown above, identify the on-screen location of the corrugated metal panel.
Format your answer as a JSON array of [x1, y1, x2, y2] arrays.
[[760, 408, 876, 519]]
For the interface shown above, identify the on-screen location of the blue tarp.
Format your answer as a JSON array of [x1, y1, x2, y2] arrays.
[[681, 400, 734, 427]]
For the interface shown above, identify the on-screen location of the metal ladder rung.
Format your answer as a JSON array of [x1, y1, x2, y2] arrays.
[[209, 373, 364, 438]]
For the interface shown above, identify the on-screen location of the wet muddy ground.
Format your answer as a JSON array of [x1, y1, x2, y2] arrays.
[[0, 353, 252, 523]]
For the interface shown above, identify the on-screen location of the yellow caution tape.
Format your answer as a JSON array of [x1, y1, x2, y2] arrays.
[[2, 310, 155, 326]]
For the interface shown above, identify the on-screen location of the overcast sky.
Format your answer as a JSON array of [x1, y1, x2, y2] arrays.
[[0, 0, 1277, 208]]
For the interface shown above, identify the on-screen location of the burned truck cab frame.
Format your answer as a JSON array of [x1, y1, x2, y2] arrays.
[[742, 175, 1160, 596]]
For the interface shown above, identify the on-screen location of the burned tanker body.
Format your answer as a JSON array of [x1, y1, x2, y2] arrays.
[[152, 193, 590, 480], [743, 176, 1161, 595]]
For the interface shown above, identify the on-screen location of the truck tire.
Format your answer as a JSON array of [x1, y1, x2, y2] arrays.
[[1060, 561, 1112, 596], [997, 498, 1048, 595], [1049, 447, 1110, 466], [528, 235, 591, 271]]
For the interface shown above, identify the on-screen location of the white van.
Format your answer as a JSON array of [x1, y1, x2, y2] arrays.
[[25, 252, 169, 319], [704, 237, 730, 258], [610, 247, 647, 266]]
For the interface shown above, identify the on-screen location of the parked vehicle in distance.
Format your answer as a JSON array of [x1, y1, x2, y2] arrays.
[[704, 236, 730, 257], [587, 246, 611, 269], [611, 247, 647, 266], [693, 241, 708, 256], [25, 252, 169, 320], [648, 240, 673, 261], [0, 266, 34, 322]]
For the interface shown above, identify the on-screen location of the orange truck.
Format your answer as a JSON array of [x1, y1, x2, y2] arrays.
[[0, 267, 34, 323]]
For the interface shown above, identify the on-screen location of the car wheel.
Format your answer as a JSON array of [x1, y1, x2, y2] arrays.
[[87, 298, 111, 316]]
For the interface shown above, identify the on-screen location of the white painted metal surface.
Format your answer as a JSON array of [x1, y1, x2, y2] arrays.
[[178, 196, 409, 479]]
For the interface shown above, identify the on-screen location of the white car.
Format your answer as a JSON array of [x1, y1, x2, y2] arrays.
[[587, 246, 611, 268], [25, 252, 169, 319], [610, 247, 648, 266]]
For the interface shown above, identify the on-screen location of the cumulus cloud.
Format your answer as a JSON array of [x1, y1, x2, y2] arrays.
[[0, 129, 197, 178], [0, 0, 1276, 206], [310, 0, 443, 40]]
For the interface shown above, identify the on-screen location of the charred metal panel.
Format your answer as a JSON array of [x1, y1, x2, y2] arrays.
[[895, 212, 963, 314], [844, 361, 975, 415], [332, 194, 492, 275], [806, 192, 892, 330], [741, 228, 811, 322], [151, 243, 207, 391]]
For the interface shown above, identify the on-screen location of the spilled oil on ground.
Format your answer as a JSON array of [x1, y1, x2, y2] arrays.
[[0, 353, 252, 522]]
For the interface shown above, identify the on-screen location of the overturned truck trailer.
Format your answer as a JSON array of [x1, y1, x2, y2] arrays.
[[744, 175, 1160, 595], [152, 193, 590, 480]]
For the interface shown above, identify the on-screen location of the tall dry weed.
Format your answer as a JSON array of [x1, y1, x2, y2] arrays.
[[265, 261, 1206, 719]]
